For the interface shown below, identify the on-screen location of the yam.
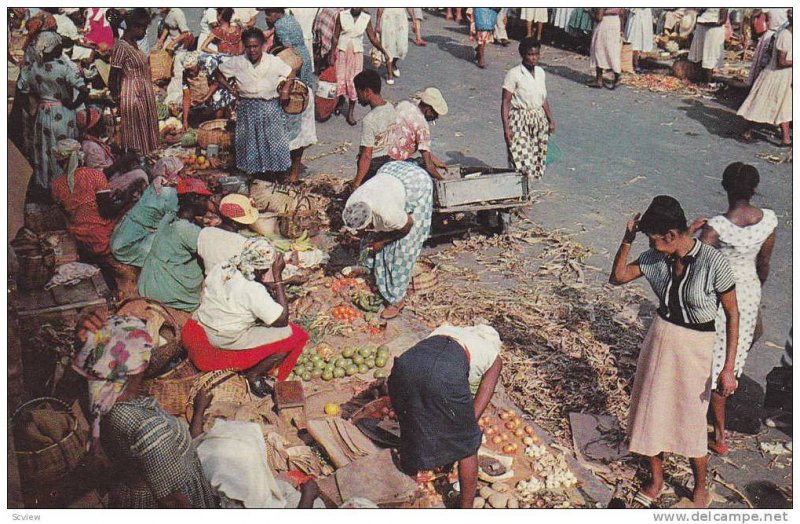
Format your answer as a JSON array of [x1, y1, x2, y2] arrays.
[[507, 497, 519, 509], [492, 482, 512, 493], [488, 492, 509, 509], [479, 486, 496, 499], [23, 420, 54, 448], [473, 497, 486, 509]]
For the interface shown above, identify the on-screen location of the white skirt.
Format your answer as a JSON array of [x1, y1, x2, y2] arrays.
[[289, 95, 318, 151], [737, 66, 793, 125], [625, 9, 654, 52], [688, 24, 725, 70], [521, 8, 548, 23]]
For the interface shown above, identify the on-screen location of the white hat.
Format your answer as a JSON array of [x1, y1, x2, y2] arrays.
[[417, 87, 448, 116]]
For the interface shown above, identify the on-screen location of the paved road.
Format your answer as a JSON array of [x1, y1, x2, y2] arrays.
[[148, 9, 792, 504]]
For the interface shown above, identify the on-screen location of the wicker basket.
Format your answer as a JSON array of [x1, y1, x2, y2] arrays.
[[12, 397, 89, 485], [149, 49, 173, 83], [15, 248, 55, 291], [250, 180, 303, 214], [198, 119, 233, 151], [279, 195, 320, 239], [409, 257, 438, 295], [141, 359, 201, 416], [185, 370, 253, 421], [116, 297, 183, 378], [281, 79, 309, 115], [621, 43, 633, 73]]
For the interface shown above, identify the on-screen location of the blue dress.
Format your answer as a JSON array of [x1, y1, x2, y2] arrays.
[[111, 186, 179, 267], [17, 55, 84, 190]]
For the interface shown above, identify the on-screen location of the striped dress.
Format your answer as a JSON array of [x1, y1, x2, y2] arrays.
[[100, 397, 217, 508], [111, 39, 159, 155]]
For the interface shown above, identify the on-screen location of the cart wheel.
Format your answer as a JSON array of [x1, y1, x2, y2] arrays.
[[477, 210, 509, 235]]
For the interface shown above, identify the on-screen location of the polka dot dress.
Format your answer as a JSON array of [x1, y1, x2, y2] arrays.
[[709, 209, 778, 387]]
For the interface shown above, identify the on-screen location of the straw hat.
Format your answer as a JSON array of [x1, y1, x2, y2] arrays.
[[417, 87, 448, 116], [219, 194, 259, 225]]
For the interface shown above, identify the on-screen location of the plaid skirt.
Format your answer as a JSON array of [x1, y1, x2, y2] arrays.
[[508, 106, 549, 179], [235, 98, 291, 174], [362, 161, 433, 305]]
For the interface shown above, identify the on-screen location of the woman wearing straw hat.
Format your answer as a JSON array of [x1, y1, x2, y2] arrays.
[[196, 193, 259, 275]]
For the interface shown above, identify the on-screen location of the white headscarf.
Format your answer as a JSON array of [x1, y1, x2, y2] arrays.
[[33, 31, 63, 64], [53, 139, 84, 192]]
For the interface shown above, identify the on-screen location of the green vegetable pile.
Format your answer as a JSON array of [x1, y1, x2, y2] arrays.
[[288, 344, 390, 382]]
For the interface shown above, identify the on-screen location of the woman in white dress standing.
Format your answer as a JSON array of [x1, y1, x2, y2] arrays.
[[700, 162, 777, 456], [376, 8, 413, 85], [625, 8, 654, 73], [520, 8, 548, 40], [738, 11, 792, 147]]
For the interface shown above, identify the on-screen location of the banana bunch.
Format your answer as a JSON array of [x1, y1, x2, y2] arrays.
[[291, 230, 313, 252], [351, 289, 382, 313], [271, 238, 293, 253]]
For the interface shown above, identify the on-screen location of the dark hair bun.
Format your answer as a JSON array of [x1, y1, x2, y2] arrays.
[[722, 162, 759, 199], [639, 195, 688, 236]]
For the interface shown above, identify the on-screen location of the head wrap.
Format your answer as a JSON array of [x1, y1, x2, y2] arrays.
[[183, 50, 201, 70], [153, 156, 184, 182], [151, 156, 184, 196], [342, 200, 373, 230], [53, 139, 84, 192], [71, 315, 154, 438], [33, 30, 63, 64], [222, 238, 277, 282], [76, 106, 102, 133]]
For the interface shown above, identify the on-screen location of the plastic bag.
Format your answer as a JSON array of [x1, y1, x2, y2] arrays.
[[545, 136, 562, 165]]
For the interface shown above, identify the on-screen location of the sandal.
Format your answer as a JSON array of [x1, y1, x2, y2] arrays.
[[632, 489, 664, 509], [708, 439, 729, 456], [380, 300, 405, 320], [586, 80, 603, 88], [248, 375, 273, 398]]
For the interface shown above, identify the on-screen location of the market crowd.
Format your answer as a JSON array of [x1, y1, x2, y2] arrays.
[[6, 6, 788, 510]]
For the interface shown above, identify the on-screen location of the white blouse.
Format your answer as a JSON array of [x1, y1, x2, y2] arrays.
[[345, 172, 408, 232], [503, 64, 547, 111], [337, 11, 371, 53], [218, 54, 292, 99]]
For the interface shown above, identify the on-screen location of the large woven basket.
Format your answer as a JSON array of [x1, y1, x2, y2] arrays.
[[149, 49, 173, 83], [185, 370, 253, 422], [279, 195, 320, 239], [281, 79, 309, 115], [142, 359, 201, 416], [12, 397, 89, 485], [620, 42, 633, 74], [116, 297, 183, 378], [409, 257, 438, 295], [198, 119, 233, 151]]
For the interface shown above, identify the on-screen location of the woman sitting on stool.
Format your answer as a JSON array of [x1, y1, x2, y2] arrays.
[[183, 238, 307, 397]]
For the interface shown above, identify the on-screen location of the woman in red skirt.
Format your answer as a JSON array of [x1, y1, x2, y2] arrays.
[[183, 238, 307, 397]]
